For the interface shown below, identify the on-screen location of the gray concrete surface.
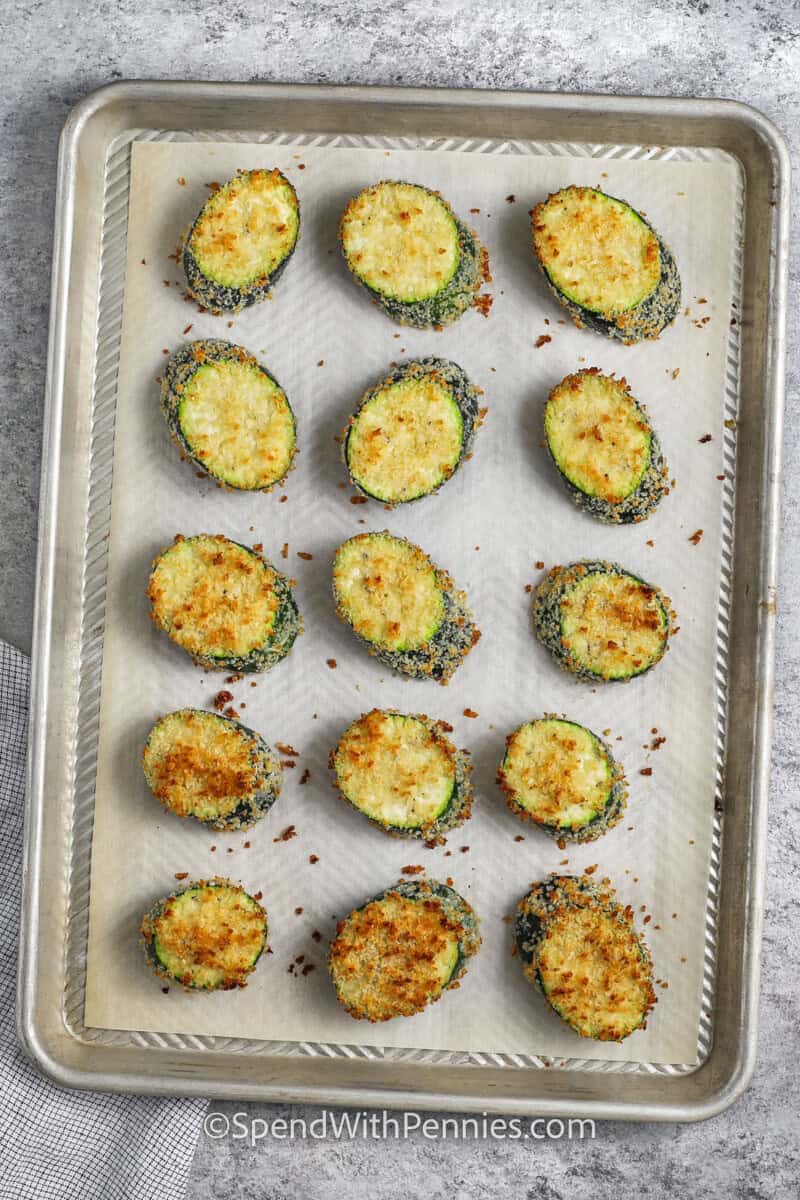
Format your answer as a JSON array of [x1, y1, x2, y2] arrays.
[[1, 0, 798, 1196]]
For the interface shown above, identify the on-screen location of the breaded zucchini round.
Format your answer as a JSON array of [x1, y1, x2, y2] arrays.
[[329, 878, 481, 1021], [344, 358, 482, 505], [331, 709, 473, 840], [332, 531, 480, 684], [544, 369, 668, 523], [161, 340, 296, 492], [532, 560, 672, 682], [498, 717, 626, 842], [183, 169, 299, 314], [142, 708, 282, 832], [339, 181, 486, 328], [515, 874, 656, 1041], [532, 186, 680, 344], [141, 877, 268, 990], [147, 534, 301, 673]]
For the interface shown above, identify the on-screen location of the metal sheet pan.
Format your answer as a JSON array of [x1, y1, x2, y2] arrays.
[[16, 81, 789, 1120]]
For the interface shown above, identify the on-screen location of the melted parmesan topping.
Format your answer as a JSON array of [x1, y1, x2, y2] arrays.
[[148, 535, 281, 659], [330, 893, 459, 1020], [560, 569, 667, 679], [143, 710, 260, 822], [189, 169, 299, 288], [334, 710, 456, 828], [347, 373, 463, 502], [333, 533, 445, 651], [180, 360, 295, 489], [151, 882, 266, 989], [500, 719, 610, 828], [545, 371, 650, 501], [533, 187, 661, 315], [538, 902, 651, 1040], [341, 182, 460, 301]]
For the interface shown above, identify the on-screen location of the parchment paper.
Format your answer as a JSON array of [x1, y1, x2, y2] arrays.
[[83, 136, 741, 1065]]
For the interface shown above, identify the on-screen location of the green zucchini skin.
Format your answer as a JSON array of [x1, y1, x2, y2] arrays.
[[514, 875, 656, 1042], [160, 339, 297, 492], [182, 169, 299, 314], [141, 877, 269, 991], [344, 358, 482, 505], [330, 709, 473, 842], [339, 181, 487, 329], [142, 708, 283, 832], [497, 716, 627, 842], [328, 877, 481, 1021], [532, 560, 672, 683], [544, 369, 668, 524], [532, 187, 681, 344], [147, 534, 302, 674], [332, 532, 480, 685]]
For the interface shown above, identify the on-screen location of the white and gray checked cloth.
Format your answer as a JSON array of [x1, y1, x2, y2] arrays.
[[0, 640, 207, 1200]]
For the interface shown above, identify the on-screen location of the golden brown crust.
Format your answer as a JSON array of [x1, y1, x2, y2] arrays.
[[329, 880, 480, 1021], [141, 877, 268, 991], [516, 875, 656, 1041], [146, 534, 294, 669]]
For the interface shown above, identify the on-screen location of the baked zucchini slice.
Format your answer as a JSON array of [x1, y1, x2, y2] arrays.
[[141, 877, 268, 991], [329, 878, 481, 1021], [544, 369, 668, 524], [161, 340, 296, 492], [343, 358, 481, 505], [531, 186, 680, 344], [339, 181, 485, 328], [331, 708, 472, 840], [142, 708, 282, 832], [532, 560, 672, 682], [515, 875, 656, 1041], [183, 169, 299, 314], [332, 531, 480, 684], [147, 534, 301, 673], [498, 717, 626, 841]]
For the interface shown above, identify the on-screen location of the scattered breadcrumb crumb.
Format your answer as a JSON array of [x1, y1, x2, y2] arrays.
[[273, 825, 297, 843]]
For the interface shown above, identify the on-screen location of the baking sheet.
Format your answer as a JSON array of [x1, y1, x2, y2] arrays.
[[83, 137, 740, 1064]]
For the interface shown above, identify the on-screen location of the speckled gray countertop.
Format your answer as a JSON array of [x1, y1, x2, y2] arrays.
[[2, 1, 798, 1195]]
